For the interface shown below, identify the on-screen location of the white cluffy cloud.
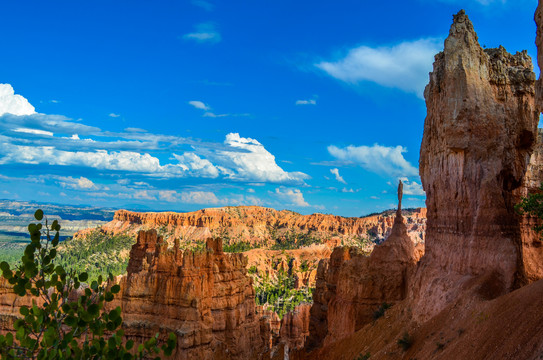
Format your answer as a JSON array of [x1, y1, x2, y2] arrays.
[[158, 190, 219, 204], [295, 99, 316, 105], [188, 100, 229, 117], [172, 152, 220, 178], [330, 168, 346, 184], [188, 100, 210, 111], [316, 38, 441, 98], [399, 177, 425, 196], [13, 128, 53, 136], [183, 22, 221, 43], [0, 83, 306, 186], [275, 187, 309, 207], [328, 144, 418, 177], [55, 176, 99, 190], [0, 84, 36, 116], [218, 133, 309, 183]]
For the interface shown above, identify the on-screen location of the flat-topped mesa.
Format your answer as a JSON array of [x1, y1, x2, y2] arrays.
[[113, 230, 266, 360], [95, 205, 427, 245], [413, 10, 539, 321]]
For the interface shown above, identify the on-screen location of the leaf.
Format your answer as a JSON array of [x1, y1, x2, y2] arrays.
[[79, 272, 88, 282], [105, 292, 114, 302], [5, 332, 13, 346], [88, 304, 100, 317], [111, 284, 121, 294], [34, 209, 44, 221], [28, 223, 38, 234], [0, 261, 9, 272]]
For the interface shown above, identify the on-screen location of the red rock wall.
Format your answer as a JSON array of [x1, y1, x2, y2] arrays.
[[112, 230, 266, 360], [413, 10, 539, 322], [305, 211, 421, 351]]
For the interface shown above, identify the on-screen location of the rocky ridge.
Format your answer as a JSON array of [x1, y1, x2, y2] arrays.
[[83, 206, 426, 246]]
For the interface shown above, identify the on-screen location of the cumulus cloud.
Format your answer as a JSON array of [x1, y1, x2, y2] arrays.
[[188, 100, 210, 111], [134, 190, 155, 200], [0, 132, 306, 184], [399, 177, 425, 196], [0, 84, 36, 116], [0, 144, 164, 172], [109, 113, 120, 118], [158, 190, 177, 202], [13, 128, 53, 136], [0, 84, 306, 186], [183, 22, 221, 44], [330, 168, 346, 184], [181, 191, 219, 204], [328, 144, 418, 177], [218, 133, 309, 183], [275, 187, 309, 207], [57, 176, 98, 190], [172, 152, 220, 178], [295, 99, 316, 105], [316, 38, 441, 98]]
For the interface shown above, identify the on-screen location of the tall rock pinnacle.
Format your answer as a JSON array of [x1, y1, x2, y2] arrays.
[[412, 10, 539, 321]]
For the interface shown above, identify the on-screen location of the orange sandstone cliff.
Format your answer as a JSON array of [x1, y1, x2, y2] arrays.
[[292, 9, 543, 360], [85, 206, 426, 246], [412, 9, 539, 321], [110, 230, 266, 360], [304, 208, 422, 352]]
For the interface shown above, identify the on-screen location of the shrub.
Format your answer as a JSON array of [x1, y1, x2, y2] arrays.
[[397, 331, 413, 351], [372, 302, 391, 320], [355, 352, 371, 360], [0, 209, 176, 359], [516, 183, 543, 238]]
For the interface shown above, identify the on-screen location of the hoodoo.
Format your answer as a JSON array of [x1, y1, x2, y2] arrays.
[[110, 230, 265, 360], [413, 9, 539, 321], [304, 181, 421, 350]]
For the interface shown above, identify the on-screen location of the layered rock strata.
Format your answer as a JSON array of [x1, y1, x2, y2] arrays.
[[413, 10, 539, 321], [112, 230, 265, 360], [245, 245, 333, 289], [80, 206, 426, 246], [305, 209, 421, 350]]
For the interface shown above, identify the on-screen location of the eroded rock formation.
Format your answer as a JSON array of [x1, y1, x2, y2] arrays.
[[111, 230, 265, 360], [413, 9, 539, 321], [245, 245, 333, 290], [305, 208, 422, 350], [79, 206, 426, 246]]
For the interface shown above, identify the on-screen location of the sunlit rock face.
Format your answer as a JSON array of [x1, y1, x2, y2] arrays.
[[305, 210, 421, 351], [79, 206, 427, 246], [111, 230, 266, 360], [413, 10, 539, 321]]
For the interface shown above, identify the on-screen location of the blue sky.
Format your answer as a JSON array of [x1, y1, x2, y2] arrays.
[[0, 0, 539, 216]]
